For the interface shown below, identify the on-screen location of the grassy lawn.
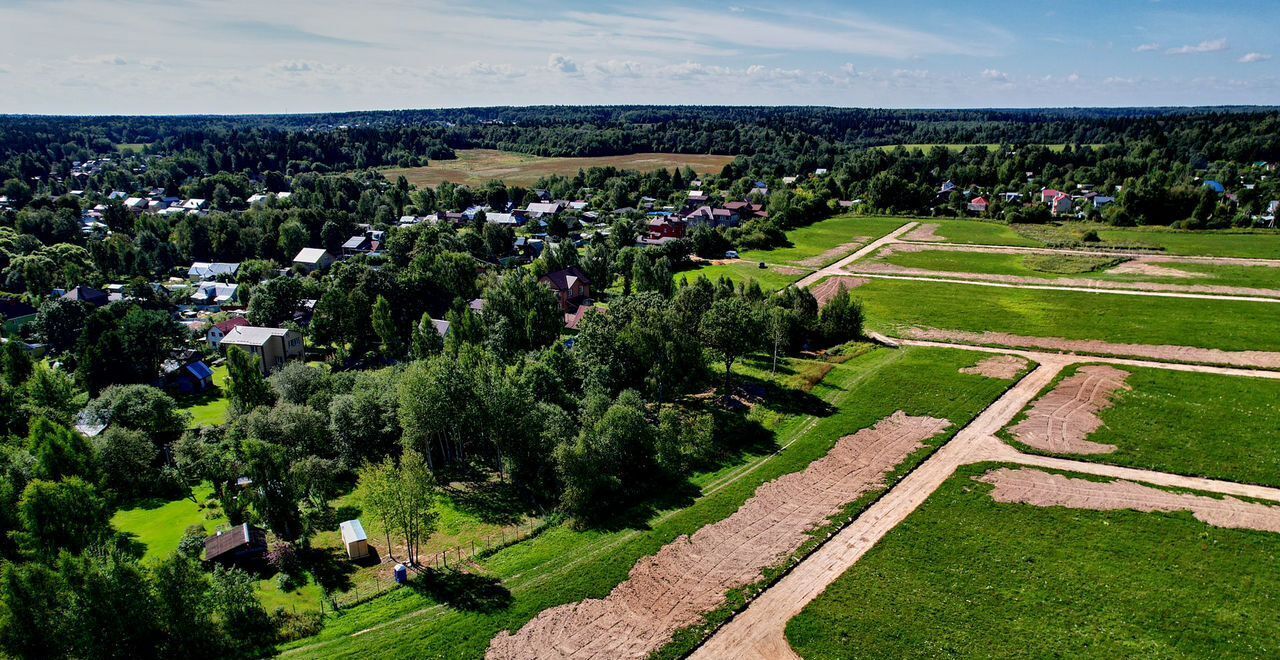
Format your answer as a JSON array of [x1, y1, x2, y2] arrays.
[[1098, 227, 1280, 259], [911, 219, 1043, 247], [675, 261, 808, 292], [854, 277, 1280, 352], [282, 347, 1026, 657], [182, 364, 230, 428], [740, 216, 909, 268], [786, 463, 1280, 658], [382, 150, 736, 188], [1003, 364, 1280, 488], [869, 246, 1280, 290], [112, 483, 228, 563]]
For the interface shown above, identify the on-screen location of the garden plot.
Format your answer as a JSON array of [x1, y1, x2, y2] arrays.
[[487, 412, 950, 659]]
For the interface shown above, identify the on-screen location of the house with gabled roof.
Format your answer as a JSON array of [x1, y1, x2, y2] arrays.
[[539, 266, 592, 313], [218, 325, 304, 374]]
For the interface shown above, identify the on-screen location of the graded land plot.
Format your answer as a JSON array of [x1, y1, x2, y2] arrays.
[[676, 261, 809, 292], [1003, 363, 1280, 488], [785, 464, 1280, 659], [862, 244, 1280, 292], [739, 216, 908, 268], [382, 149, 737, 188], [899, 219, 1041, 247], [282, 348, 1026, 658], [487, 411, 951, 659], [1097, 227, 1280, 260], [850, 277, 1280, 354]]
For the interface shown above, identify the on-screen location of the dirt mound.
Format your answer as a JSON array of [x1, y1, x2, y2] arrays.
[[900, 328, 1280, 371], [901, 223, 944, 242], [486, 412, 952, 660], [978, 468, 1280, 533], [794, 238, 870, 269], [1007, 366, 1129, 455], [812, 276, 870, 307], [960, 355, 1030, 379]]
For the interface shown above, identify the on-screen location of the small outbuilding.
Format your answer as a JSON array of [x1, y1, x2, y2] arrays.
[[204, 523, 268, 566], [340, 519, 369, 560]]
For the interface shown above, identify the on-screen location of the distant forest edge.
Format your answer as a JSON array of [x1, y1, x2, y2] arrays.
[[4, 106, 1280, 172]]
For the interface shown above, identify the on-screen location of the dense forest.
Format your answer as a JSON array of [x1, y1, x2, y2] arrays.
[[0, 105, 1278, 656]]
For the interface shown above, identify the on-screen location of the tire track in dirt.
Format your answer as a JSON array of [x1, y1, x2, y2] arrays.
[[960, 355, 1029, 379], [486, 412, 951, 660], [1007, 365, 1130, 455], [978, 467, 1280, 533]]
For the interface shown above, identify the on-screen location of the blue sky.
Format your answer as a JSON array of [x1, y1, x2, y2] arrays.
[[0, 0, 1276, 114]]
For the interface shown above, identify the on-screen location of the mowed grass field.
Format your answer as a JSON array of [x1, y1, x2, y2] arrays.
[[382, 149, 737, 188], [283, 347, 1024, 657], [182, 364, 229, 428], [740, 215, 909, 268], [786, 464, 1280, 658], [908, 219, 1042, 247], [112, 483, 226, 563], [852, 278, 1280, 352], [868, 246, 1280, 290], [1004, 364, 1280, 488], [1096, 227, 1280, 259]]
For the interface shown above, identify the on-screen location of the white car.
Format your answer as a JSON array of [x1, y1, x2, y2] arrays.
[[724, 250, 739, 259]]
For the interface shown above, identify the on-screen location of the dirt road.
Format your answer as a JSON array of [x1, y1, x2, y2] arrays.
[[793, 222, 918, 289]]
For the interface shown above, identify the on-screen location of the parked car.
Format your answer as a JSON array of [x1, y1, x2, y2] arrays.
[[724, 250, 739, 259]]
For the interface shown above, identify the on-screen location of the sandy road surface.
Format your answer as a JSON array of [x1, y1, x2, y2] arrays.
[[692, 346, 1280, 659]]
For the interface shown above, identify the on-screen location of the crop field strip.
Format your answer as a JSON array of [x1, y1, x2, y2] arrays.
[[694, 346, 1280, 659]]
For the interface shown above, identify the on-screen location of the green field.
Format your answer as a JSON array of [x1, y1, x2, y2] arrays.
[[909, 219, 1042, 247], [283, 347, 1025, 657], [786, 464, 1280, 658], [182, 364, 230, 428], [112, 484, 227, 563], [868, 246, 1280, 290], [1005, 364, 1280, 488], [676, 261, 809, 292], [740, 216, 908, 268], [853, 278, 1280, 353], [1096, 227, 1280, 259]]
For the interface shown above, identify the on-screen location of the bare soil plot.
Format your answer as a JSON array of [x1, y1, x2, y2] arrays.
[[960, 355, 1029, 380], [1007, 366, 1130, 455], [792, 238, 870, 269], [901, 223, 943, 242], [383, 149, 736, 188], [1106, 261, 1200, 279], [811, 276, 870, 307], [901, 328, 1280, 370], [486, 412, 950, 660], [979, 467, 1280, 533]]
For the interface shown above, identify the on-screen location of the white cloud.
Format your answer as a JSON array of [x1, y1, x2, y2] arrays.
[[1066, 72, 1081, 83], [982, 68, 1011, 83], [1166, 39, 1228, 55], [1239, 52, 1272, 63], [547, 53, 578, 74], [1133, 43, 1161, 53]]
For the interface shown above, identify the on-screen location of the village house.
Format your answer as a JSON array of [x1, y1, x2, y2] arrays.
[[1049, 191, 1073, 216], [524, 201, 565, 219], [539, 266, 592, 313], [61, 285, 110, 307], [293, 247, 335, 273], [967, 197, 990, 213], [188, 281, 239, 309], [218, 326, 304, 374], [207, 317, 249, 349], [685, 205, 740, 228], [188, 261, 240, 280], [204, 523, 268, 567]]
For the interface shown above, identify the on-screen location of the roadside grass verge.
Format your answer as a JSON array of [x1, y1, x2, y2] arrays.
[[739, 215, 907, 268], [1001, 363, 1280, 488], [282, 347, 1021, 658], [786, 462, 1280, 658], [908, 219, 1042, 247], [852, 277, 1280, 353]]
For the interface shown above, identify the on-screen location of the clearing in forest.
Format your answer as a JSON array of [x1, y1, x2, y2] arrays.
[[382, 149, 736, 188]]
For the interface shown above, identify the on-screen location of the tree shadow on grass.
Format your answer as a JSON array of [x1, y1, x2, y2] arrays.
[[409, 568, 513, 613], [446, 479, 535, 526], [303, 545, 360, 594]]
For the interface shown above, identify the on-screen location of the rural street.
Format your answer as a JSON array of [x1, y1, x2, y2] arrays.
[[792, 222, 918, 289]]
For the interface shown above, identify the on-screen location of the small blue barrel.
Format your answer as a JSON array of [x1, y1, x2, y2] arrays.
[[393, 563, 408, 584]]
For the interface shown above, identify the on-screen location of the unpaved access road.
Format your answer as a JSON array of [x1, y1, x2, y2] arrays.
[[793, 222, 918, 289], [692, 347, 1280, 660]]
